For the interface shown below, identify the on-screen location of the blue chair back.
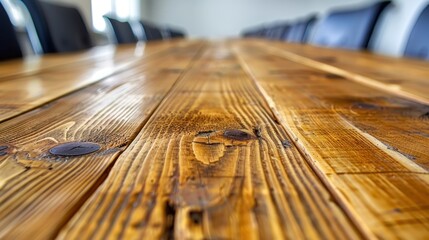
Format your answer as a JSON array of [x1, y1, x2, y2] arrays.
[[266, 24, 289, 40], [0, 2, 22, 61], [104, 16, 137, 44], [311, 1, 390, 50], [404, 4, 429, 60], [287, 16, 317, 43]]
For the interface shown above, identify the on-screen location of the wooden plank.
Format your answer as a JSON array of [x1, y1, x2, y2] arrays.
[[234, 43, 429, 239], [0, 45, 120, 80], [0, 41, 203, 240], [58, 43, 361, 239], [0, 40, 186, 80], [0, 41, 194, 123], [255, 40, 429, 105]]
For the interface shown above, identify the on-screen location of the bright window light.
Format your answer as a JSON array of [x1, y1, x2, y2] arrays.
[[91, 0, 112, 32], [1, 0, 25, 27], [92, 0, 140, 32]]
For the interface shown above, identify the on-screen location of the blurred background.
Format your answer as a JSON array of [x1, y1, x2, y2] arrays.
[[2, 0, 429, 57]]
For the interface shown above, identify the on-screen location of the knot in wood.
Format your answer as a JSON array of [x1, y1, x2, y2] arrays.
[[0, 145, 9, 156], [223, 129, 253, 141], [49, 142, 100, 156]]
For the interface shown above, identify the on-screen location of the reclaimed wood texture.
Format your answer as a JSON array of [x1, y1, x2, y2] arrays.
[[0, 45, 119, 80], [0, 40, 428, 240], [0, 41, 192, 123], [58, 44, 361, 239], [0, 42, 203, 239], [259, 40, 429, 105], [234, 42, 429, 239], [0, 41, 185, 80]]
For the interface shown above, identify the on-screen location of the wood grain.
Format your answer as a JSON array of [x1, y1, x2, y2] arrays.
[[257, 40, 429, 105], [58, 43, 361, 239], [0, 45, 119, 80], [234, 43, 429, 239], [0, 41, 203, 240], [0, 41, 194, 123], [0, 40, 428, 240], [0, 40, 186, 80]]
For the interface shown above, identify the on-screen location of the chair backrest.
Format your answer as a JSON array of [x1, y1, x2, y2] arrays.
[[266, 24, 289, 40], [21, 0, 92, 53], [140, 21, 164, 41], [0, 2, 22, 61], [104, 16, 137, 44], [242, 27, 265, 38], [311, 1, 390, 50], [168, 28, 185, 39], [20, 0, 55, 53], [287, 16, 317, 43], [404, 4, 429, 60]]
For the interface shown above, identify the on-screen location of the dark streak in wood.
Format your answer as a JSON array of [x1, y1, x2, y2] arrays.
[[352, 103, 381, 110], [189, 210, 203, 225], [325, 73, 345, 80], [195, 130, 215, 137], [164, 202, 176, 240], [223, 130, 253, 141], [419, 112, 429, 120], [253, 126, 262, 139], [281, 140, 292, 148], [383, 142, 416, 160]]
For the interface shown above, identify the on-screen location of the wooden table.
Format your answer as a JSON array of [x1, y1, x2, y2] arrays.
[[0, 39, 428, 239]]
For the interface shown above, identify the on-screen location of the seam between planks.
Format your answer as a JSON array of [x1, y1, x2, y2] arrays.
[[0, 41, 201, 125], [51, 41, 208, 239], [232, 45, 376, 240], [0, 41, 186, 81], [255, 41, 429, 106]]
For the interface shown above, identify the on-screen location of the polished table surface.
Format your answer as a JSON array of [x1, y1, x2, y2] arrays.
[[0, 39, 428, 239]]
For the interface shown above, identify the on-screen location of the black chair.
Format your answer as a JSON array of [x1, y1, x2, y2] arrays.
[[404, 4, 429, 60], [0, 2, 22, 61], [286, 16, 317, 43], [311, 1, 390, 50], [104, 16, 137, 44], [21, 0, 92, 53], [242, 26, 265, 38], [20, 0, 54, 53], [140, 21, 164, 41], [168, 28, 186, 39]]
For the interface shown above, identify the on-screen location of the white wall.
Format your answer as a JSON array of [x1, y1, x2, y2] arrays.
[[141, 0, 367, 39], [140, 0, 429, 57]]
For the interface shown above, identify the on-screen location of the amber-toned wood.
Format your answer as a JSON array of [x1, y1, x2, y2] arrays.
[[234, 43, 429, 239], [58, 44, 361, 239], [0, 41, 195, 123], [0, 40, 428, 240], [0, 42, 203, 239], [258, 40, 429, 105], [0, 45, 119, 80], [0, 40, 186, 80]]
